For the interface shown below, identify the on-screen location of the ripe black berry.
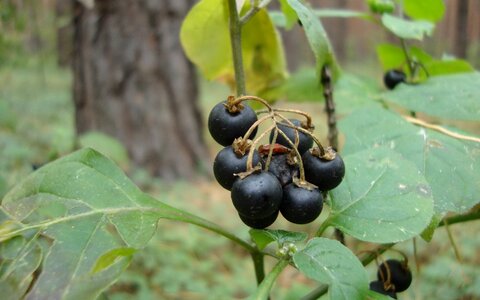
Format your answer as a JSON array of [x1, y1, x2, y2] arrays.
[[208, 101, 258, 146], [238, 210, 279, 229], [369, 281, 397, 299], [231, 171, 282, 219], [383, 70, 406, 90], [213, 146, 261, 190], [262, 153, 298, 187], [280, 184, 323, 224], [270, 119, 313, 154], [377, 259, 412, 292], [302, 148, 345, 191]]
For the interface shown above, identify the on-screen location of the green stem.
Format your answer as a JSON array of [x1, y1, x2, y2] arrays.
[[438, 210, 480, 227], [227, 0, 246, 96], [252, 259, 289, 300], [251, 251, 266, 284], [400, 38, 414, 76], [315, 218, 331, 237]]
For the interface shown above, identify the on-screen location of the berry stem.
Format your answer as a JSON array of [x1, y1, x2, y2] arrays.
[[247, 125, 276, 170], [266, 108, 314, 128], [274, 113, 326, 156], [243, 113, 275, 141], [251, 258, 289, 300], [274, 122, 306, 182], [239, 0, 273, 25], [233, 95, 274, 112], [227, 0, 246, 96], [400, 38, 415, 77], [263, 128, 279, 171]]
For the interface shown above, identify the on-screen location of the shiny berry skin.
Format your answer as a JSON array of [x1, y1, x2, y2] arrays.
[[213, 146, 261, 190], [231, 171, 282, 219], [238, 210, 279, 229], [377, 259, 412, 292], [369, 281, 397, 299], [280, 184, 323, 224], [208, 101, 258, 146], [383, 70, 406, 90], [270, 119, 312, 154], [262, 153, 298, 187], [302, 150, 345, 191]]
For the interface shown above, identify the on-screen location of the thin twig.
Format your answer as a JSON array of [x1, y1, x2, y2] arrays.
[[403, 115, 480, 143], [227, 0, 246, 96]]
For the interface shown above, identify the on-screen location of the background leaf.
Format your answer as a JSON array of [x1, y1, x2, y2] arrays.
[[383, 73, 480, 121], [329, 147, 434, 243], [403, 0, 445, 22], [381, 14, 434, 40], [286, 0, 339, 78], [340, 106, 480, 217], [78, 131, 130, 169], [293, 238, 369, 300]]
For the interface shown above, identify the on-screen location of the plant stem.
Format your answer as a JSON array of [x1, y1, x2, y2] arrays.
[[251, 251, 266, 284], [252, 259, 289, 300], [315, 219, 331, 237], [321, 65, 344, 245], [400, 38, 414, 76], [438, 210, 480, 226], [227, 0, 246, 96]]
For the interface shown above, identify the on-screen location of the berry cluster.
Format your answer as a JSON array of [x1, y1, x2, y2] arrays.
[[369, 258, 413, 299], [209, 95, 345, 229]]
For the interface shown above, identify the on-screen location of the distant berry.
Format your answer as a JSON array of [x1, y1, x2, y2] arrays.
[[383, 70, 406, 90], [377, 259, 412, 292]]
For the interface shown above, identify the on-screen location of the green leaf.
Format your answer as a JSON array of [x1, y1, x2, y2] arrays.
[[0, 148, 245, 299], [381, 14, 434, 40], [424, 59, 475, 76], [278, 0, 298, 29], [293, 238, 369, 300], [280, 68, 324, 102], [367, 289, 396, 299], [92, 248, 136, 274], [315, 9, 372, 19], [78, 131, 129, 169], [340, 106, 480, 216], [180, 0, 230, 80], [286, 0, 339, 77], [329, 147, 434, 243], [384, 73, 480, 121], [404, 0, 445, 22], [249, 229, 307, 250], [335, 73, 379, 115], [180, 0, 287, 95], [376, 44, 433, 71]]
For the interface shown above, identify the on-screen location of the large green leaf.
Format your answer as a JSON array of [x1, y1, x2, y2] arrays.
[[340, 106, 480, 216], [383, 73, 480, 121], [329, 147, 434, 243], [335, 73, 379, 115], [180, 0, 287, 95], [0, 148, 244, 299], [78, 131, 129, 169], [286, 0, 339, 77], [404, 0, 445, 22], [293, 238, 369, 300], [381, 14, 434, 40]]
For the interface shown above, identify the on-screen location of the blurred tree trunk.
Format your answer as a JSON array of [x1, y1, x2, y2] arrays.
[[56, 0, 72, 67], [453, 0, 469, 58], [72, 0, 207, 179]]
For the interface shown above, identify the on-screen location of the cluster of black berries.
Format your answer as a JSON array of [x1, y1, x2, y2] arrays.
[[208, 96, 345, 229], [369, 259, 413, 299]]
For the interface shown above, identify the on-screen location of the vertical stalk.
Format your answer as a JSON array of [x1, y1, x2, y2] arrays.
[[252, 259, 289, 300], [321, 65, 344, 244], [227, 0, 246, 96], [227, 0, 265, 286]]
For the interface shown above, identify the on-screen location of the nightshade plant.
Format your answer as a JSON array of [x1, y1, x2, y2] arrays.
[[1, 0, 480, 299]]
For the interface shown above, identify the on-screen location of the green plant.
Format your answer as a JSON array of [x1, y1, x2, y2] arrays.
[[1, 0, 480, 300]]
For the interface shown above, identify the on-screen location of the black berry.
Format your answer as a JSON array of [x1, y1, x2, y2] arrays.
[[231, 171, 282, 219], [208, 101, 258, 146], [262, 153, 298, 187], [377, 259, 412, 293], [383, 70, 406, 90], [213, 146, 261, 190], [302, 149, 345, 191], [238, 210, 279, 229], [270, 119, 313, 154], [369, 281, 397, 299], [280, 184, 323, 224]]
